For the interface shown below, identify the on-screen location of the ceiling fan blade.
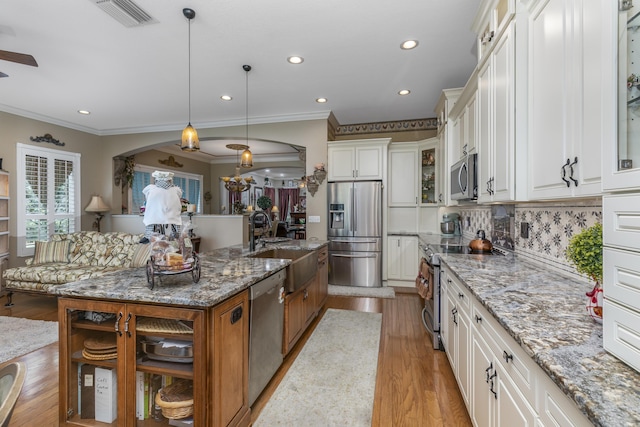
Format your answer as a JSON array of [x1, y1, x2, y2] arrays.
[[0, 71, 8, 78], [0, 50, 38, 67]]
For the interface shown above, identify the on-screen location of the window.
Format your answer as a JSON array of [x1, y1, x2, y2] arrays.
[[130, 165, 203, 214], [17, 143, 81, 256]]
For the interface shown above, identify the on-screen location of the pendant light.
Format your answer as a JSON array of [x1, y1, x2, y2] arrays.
[[181, 8, 199, 152], [240, 64, 253, 167]]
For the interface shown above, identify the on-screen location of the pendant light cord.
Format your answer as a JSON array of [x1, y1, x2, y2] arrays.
[[245, 66, 249, 144], [188, 17, 192, 124]]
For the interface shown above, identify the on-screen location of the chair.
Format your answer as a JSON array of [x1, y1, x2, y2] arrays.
[[0, 362, 27, 427]]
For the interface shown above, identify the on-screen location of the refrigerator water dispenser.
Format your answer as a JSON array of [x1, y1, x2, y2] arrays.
[[329, 204, 344, 229]]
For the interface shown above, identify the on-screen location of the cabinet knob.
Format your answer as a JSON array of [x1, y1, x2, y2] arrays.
[[458, 292, 464, 299], [231, 306, 243, 324]]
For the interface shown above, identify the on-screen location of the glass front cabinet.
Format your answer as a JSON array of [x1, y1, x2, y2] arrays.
[[608, 1, 640, 190], [59, 298, 206, 426], [420, 141, 440, 205]]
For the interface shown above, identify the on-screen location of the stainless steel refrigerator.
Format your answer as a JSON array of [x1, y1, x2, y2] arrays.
[[327, 181, 382, 287]]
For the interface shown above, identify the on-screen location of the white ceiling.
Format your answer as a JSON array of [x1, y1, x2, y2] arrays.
[[1, 0, 480, 138]]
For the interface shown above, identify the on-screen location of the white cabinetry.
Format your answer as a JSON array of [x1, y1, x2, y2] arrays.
[[450, 77, 478, 163], [605, 0, 640, 191], [441, 266, 471, 409], [527, 0, 609, 200], [388, 144, 419, 206], [477, 21, 516, 203], [435, 88, 463, 207], [602, 3, 640, 376], [441, 263, 592, 426], [387, 235, 417, 283], [602, 194, 640, 374], [328, 139, 388, 181]]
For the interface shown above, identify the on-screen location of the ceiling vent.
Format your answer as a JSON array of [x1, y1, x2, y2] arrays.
[[92, 0, 157, 27]]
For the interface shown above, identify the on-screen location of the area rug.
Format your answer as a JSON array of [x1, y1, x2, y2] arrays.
[[254, 309, 382, 427], [328, 284, 395, 299], [0, 316, 58, 364]]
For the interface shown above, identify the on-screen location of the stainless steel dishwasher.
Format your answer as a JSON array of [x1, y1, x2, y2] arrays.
[[248, 269, 286, 406]]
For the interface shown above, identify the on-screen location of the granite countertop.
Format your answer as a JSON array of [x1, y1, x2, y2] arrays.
[[438, 252, 640, 427], [53, 239, 328, 308]]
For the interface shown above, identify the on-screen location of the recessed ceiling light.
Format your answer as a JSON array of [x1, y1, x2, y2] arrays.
[[401, 40, 418, 50], [287, 56, 304, 64], [398, 89, 410, 96], [77, 110, 91, 115], [316, 97, 328, 103], [221, 95, 232, 101]]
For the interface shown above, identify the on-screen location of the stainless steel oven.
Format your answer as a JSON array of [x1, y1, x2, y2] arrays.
[[419, 244, 442, 350]]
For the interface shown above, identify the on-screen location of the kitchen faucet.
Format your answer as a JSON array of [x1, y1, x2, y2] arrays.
[[249, 211, 271, 251]]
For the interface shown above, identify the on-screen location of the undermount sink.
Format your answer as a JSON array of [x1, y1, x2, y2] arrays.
[[249, 248, 318, 293]]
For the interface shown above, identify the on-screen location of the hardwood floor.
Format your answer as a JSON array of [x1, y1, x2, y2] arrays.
[[1, 290, 471, 426]]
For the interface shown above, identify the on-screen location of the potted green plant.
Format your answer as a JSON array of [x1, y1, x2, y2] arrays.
[[256, 195, 272, 211], [565, 223, 603, 322]]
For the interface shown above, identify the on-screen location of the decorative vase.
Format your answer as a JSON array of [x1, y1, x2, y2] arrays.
[[586, 281, 603, 323]]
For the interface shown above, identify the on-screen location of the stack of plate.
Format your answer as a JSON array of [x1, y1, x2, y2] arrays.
[[82, 335, 117, 360]]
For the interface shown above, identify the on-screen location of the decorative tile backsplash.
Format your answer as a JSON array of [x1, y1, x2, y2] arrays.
[[459, 199, 602, 282]]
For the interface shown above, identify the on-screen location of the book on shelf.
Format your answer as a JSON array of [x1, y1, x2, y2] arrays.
[[136, 371, 145, 420], [95, 367, 117, 423], [80, 364, 96, 419]]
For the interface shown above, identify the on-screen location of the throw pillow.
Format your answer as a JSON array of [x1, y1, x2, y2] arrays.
[[130, 243, 152, 267], [32, 240, 71, 265]]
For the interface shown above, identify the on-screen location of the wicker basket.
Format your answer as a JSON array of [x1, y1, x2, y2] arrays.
[[155, 379, 194, 420]]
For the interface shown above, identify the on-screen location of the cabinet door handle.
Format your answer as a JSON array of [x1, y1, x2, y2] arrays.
[[503, 350, 513, 363], [438, 193, 443, 203], [569, 156, 579, 187], [124, 313, 132, 337], [489, 377, 498, 399], [561, 159, 571, 187], [485, 362, 493, 382], [462, 144, 468, 156], [475, 315, 482, 323], [458, 292, 464, 299], [115, 312, 123, 337], [447, 278, 452, 284], [303, 289, 309, 300]]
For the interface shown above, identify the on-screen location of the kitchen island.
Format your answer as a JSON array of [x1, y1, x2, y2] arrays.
[[53, 239, 328, 427], [438, 251, 640, 427]]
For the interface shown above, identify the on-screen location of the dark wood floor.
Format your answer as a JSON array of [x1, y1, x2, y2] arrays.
[[0, 290, 471, 426]]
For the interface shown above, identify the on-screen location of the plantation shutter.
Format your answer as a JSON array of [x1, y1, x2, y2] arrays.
[[18, 143, 81, 255]]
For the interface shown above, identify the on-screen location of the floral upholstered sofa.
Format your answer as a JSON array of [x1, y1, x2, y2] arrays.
[[3, 231, 150, 305]]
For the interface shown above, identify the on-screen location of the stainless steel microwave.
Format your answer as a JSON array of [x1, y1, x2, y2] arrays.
[[450, 154, 477, 201]]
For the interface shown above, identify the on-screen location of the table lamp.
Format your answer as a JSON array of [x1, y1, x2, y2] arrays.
[[85, 195, 110, 232], [271, 205, 279, 221]]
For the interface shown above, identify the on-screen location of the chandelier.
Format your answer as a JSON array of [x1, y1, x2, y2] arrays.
[[221, 144, 255, 193]]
